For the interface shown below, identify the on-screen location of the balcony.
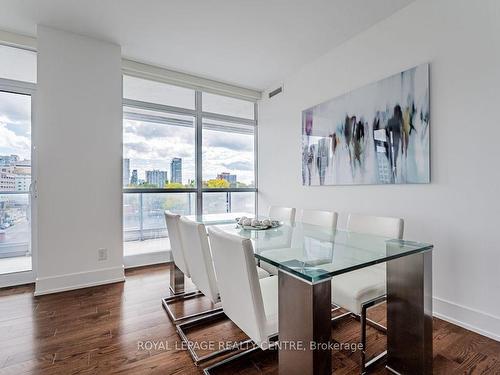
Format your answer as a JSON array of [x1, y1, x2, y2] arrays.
[[0, 192, 31, 275], [123, 191, 255, 257]]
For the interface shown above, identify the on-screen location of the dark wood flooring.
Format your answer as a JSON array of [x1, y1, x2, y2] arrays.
[[0, 264, 499, 374]]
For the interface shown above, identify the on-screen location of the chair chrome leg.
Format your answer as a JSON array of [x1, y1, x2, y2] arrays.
[[331, 311, 356, 322], [169, 262, 186, 295], [202, 336, 278, 374], [360, 295, 387, 374], [331, 295, 387, 373], [203, 345, 260, 375], [361, 299, 368, 373], [162, 292, 222, 323], [176, 310, 240, 365]]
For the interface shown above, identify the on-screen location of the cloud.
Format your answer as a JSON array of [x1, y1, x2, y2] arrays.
[[122, 118, 255, 185], [0, 122, 31, 159], [124, 141, 152, 154], [204, 131, 253, 152], [222, 161, 253, 171], [0, 91, 31, 126], [0, 92, 32, 159]]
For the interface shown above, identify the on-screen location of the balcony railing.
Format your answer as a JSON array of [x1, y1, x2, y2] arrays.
[[123, 191, 255, 243], [0, 191, 31, 259]]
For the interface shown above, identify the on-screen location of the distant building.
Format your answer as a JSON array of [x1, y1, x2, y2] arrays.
[[15, 174, 31, 192], [217, 172, 237, 187], [146, 170, 168, 187], [0, 167, 16, 191], [123, 158, 130, 186], [0, 155, 31, 191], [130, 169, 138, 185], [0, 155, 19, 166], [170, 158, 182, 184]]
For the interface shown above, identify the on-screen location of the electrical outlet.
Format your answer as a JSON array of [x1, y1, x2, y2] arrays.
[[98, 248, 108, 261]]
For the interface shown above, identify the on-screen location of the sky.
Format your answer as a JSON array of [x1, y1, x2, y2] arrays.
[[0, 91, 31, 161], [123, 117, 255, 185], [0, 92, 255, 185]]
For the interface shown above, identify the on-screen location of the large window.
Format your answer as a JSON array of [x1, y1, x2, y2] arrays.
[[0, 45, 36, 279], [202, 119, 255, 188], [123, 77, 257, 259], [123, 107, 196, 188]]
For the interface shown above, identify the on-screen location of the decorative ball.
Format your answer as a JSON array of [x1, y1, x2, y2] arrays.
[[238, 217, 246, 225], [251, 219, 260, 227], [262, 219, 271, 227], [243, 218, 252, 226]]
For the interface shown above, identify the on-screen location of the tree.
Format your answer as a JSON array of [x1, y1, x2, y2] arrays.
[[165, 182, 184, 189], [138, 182, 157, 188], [205, 179, 230, 188]]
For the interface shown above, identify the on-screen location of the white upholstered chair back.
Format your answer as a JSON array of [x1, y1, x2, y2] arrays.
[[268, 206, 296, 225], [178, 217, 219, 303], [164, 211, 190, 278], [347, 214, 404, 239], [207, 226, 268, 346], [301, 209, 338, 230]]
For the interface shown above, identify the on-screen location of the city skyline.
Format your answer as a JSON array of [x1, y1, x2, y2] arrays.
[[123, 116, 255, 186], [0, 91, 255, 188], [123, 157, 244, 188]]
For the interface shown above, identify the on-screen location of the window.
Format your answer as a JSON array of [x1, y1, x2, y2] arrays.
[[0, 45, 36, 279], [123, 75, 195, 109], [202, 119, 255, 188], [123, 76, 257, 261], [203, 192, 255, 215], [123, 107, 196, 188], [202, 92, 255, 119]]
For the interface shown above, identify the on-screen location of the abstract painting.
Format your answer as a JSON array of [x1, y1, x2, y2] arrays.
[[302, 63, 430, 185]]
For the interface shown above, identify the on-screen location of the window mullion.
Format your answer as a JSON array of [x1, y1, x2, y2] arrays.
[[195, 91, 203, 216], [254, 102, 259, 216]]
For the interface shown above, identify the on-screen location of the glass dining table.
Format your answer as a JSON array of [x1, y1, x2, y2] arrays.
[[184, 213, 434, 375]]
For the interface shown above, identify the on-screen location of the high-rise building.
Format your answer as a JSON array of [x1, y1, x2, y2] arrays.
[[123, 158, 130, 186], [146, 170, 168, 187], [170, 158, 182, 184], [217, 172, 237, 187], [130, 169, 138, 185], [0, 167, 16, 191]]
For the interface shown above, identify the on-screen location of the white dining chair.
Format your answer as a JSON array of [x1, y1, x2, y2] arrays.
[[204, 226, 278, 375], [164, 211, 190, 283], [174, 217, 271, 365], [301, 208, 338, 229], [268, 205, 296, 225], [260, 209, 338, 275], [162, 211, 202, 321], [331, 213, 404, 373]]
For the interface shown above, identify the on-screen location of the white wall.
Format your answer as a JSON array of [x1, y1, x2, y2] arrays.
[[258, 0, 500, 340], [35, 26, 123, 295]]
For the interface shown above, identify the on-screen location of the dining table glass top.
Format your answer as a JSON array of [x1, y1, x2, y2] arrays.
[[188, 212, 434, 283]]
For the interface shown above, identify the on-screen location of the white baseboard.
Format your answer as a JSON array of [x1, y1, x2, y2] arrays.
[[433, 296, 500, 342], [34, 265, 125, 296]]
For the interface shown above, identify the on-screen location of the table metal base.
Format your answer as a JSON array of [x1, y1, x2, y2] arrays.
[[278, 270, 332, 375], [386, 250, 433, 374]]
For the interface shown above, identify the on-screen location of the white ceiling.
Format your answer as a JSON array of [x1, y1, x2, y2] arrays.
[[0, 0, 414, 91]]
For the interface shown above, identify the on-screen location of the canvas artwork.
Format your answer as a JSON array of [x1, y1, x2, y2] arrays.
[[302, 63, 430, 186]]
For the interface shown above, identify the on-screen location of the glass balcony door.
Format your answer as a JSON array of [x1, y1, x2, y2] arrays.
[[0, 86, 36, 286]]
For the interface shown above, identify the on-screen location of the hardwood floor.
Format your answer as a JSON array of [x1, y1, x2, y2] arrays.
[[0, 264, 499, 374]]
